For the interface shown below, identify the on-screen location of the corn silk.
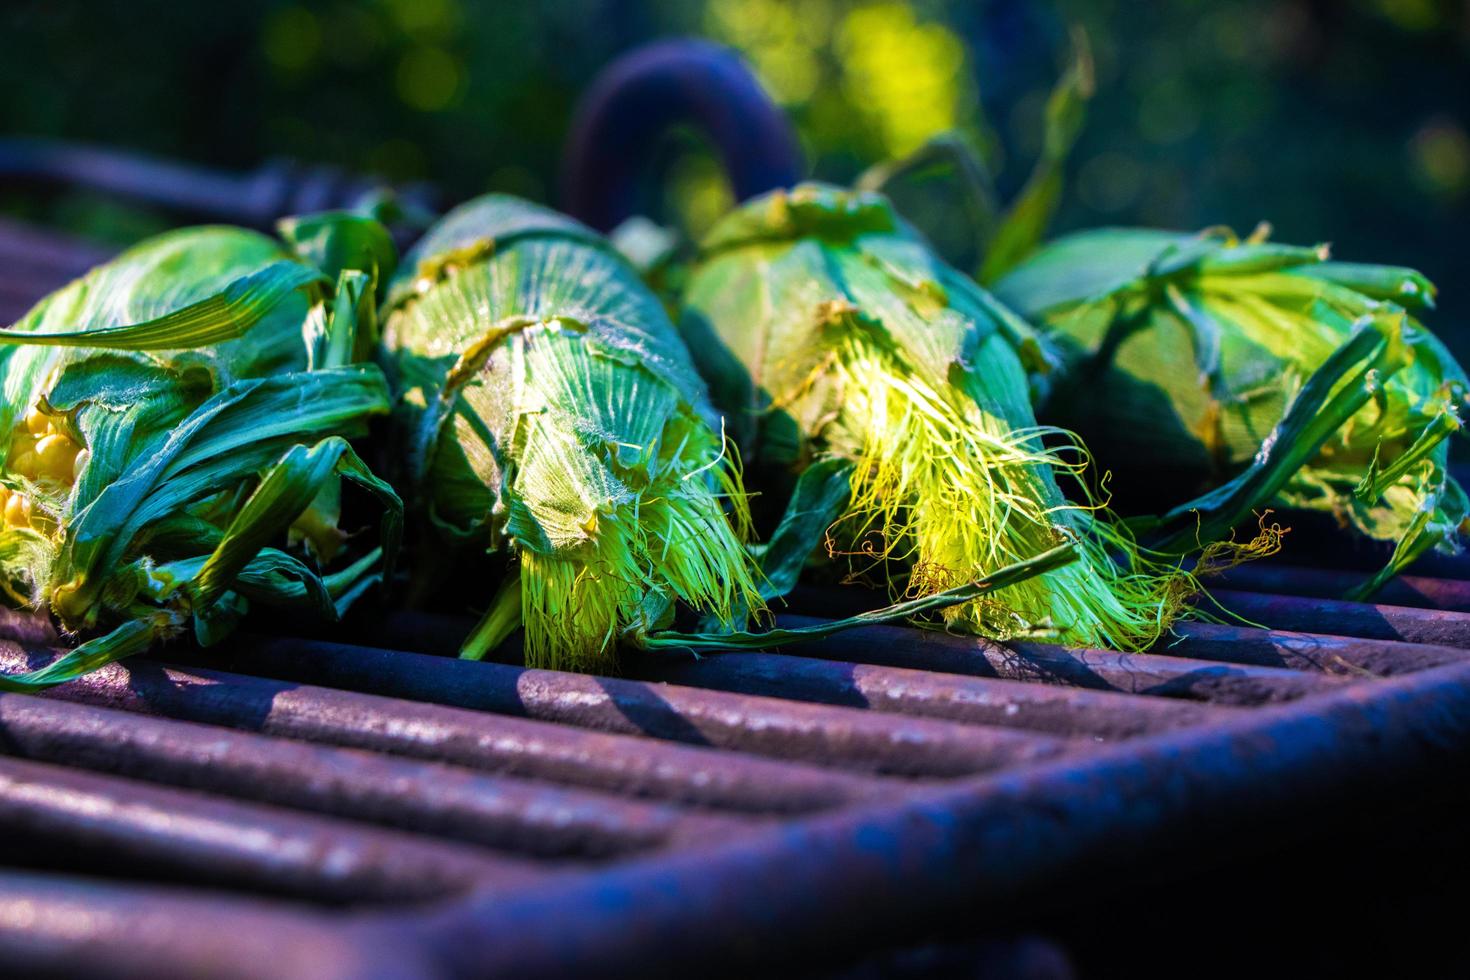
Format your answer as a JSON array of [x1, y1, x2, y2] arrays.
[[0, 215, 402, 689], [995, 225, 1466, 597], [679, 183, 1195, 651]]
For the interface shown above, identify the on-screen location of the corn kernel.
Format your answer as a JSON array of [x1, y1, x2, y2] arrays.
[[34, 434, 78, 482], [24, 407, 50, 436], [5, 493, 31, 528], [72, 448, 91, 482], [9, 432, 33, 460], [10, 451, 37, 478]]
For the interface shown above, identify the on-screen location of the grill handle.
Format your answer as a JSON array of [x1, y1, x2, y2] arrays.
[[560, 38, 803, 231]]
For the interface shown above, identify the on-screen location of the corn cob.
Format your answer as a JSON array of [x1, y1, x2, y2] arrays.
[[994, 225, 1465, 596], [679, 182, 1193, 651], [0, 215, 401, 689], [380, 195, 772, 672]]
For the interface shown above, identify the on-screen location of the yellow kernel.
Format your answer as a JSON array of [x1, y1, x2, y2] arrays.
[[72, 448, 91, 481], [34, 433, 78, 482], [5, 493, 31, 528], [10, 451, 37, 477], [24, 407, 50, 436], [9, 432, 33, 459]]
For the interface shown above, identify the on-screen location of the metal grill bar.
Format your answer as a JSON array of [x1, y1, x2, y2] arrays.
[[1221, 562, 1470, 611], [1213, 589, 1470, 647], [0, 645, 891, 812], [0, 692, 750, 859], [197, 636, 1078, 777], [389, 660, 1470, 980], [0, 872, 427, 980], [776, 617, 1349, 704], [1168, 621, 1470, 676], [0, 756, 541, 905], [623, 649, 1234, 737]]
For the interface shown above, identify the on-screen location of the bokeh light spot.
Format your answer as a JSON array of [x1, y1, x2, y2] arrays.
[[1373, 0, 1441, 32], [1077, 151, 1145, 213], [836, 2, 971, 156], [384, 0, 463, 40], [395, 46, 464, 112], [263, 7, 322, 74], [1137, 83, 1199, 145], [1413, 121, 1470, 197], [704, 0, 831, 105]]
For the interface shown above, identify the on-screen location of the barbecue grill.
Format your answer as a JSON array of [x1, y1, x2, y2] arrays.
[[1, 41, 1468, 980]]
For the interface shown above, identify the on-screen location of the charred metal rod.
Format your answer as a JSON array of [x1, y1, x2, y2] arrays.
[[194, 636, 1076, 778], [0, 643, 894, 811], [393, 660, 1470, 980], [0, 756, 539, 906], [0, 691, 748, 860], [774, 616, 1346, 706], [1211, 589, 1470, 649], [622, 649, 1234, 739], [1217, 563, 1470, 612], [0, 871, 431, 980], [1166, 621, 1470, 677]]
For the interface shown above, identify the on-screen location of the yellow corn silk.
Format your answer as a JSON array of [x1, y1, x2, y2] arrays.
[[0, 217, 401, 690], [679, 183, 1190, 652], [380, 195, 762, 673], [994, 226, 1467, 596]]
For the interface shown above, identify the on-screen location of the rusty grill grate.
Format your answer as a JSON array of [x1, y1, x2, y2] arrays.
[[1, 218, 1469, 980]]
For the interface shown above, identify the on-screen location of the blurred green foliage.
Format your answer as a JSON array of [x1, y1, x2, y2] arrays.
[[2, 0, 1467, 348]]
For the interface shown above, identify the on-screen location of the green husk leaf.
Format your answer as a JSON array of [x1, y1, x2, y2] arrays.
[[56, 365, 391, 615], [189, 437, 383, 611], [278, 211, 397, 290], [0, 617, 159, 693], [0, 261, 324, 350], [229, 547, 336, 617], [753, 456, 855, 603], [637, 540, 1077, 651], [460, 574, 524, 661], [1291, 262, 1436, 309], [1133, 317, 1403, 551], [306, 268, 374, 370]]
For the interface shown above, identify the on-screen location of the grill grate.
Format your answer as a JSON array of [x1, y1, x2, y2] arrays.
[[2, 220, 1469, 980]]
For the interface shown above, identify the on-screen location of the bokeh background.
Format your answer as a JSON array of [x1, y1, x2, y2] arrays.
[[4, 0, 1468, 348]]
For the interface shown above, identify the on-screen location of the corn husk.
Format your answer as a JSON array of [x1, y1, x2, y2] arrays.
[[679, 183, 1194, 651], [380, 195, 772, 672], [0, 215, 401, 689], [995, 226, 1466, 595]]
